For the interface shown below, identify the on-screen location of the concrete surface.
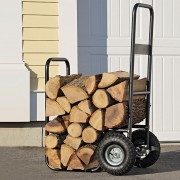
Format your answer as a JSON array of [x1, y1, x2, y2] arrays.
[[0, 145, 179, 180], [0, 122, 45, 147]]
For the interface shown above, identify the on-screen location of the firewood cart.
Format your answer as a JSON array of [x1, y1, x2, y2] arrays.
[[44, 3, 160, 176]]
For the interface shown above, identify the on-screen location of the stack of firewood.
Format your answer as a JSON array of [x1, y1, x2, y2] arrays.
[[45, 71, 147, 170]]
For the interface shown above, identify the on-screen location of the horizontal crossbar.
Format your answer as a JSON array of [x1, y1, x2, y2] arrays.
[[133, 91, 150, 96], [134, 44, 151, 55]]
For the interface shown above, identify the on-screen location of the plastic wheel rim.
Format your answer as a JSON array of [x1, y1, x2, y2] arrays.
[[105, 144, 125, 166]]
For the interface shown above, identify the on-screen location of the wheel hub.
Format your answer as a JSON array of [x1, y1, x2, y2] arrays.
[[105, 145, 125, 166]]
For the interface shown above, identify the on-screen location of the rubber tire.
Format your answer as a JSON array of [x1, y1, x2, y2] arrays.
[[97, 132, 136, 176], [132, 130, 161, 168]]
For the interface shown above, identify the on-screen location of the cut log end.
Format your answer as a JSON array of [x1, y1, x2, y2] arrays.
[[45, 148, 61, 169], [45, 116, 69, 134], [78, 99, 96, 115], [64, 135, 83, 150], [82, 126, 98, 143], [67, 123, 83, 138], [89, 109, 105, 131], [92, 89, 115, 108], [67, 153, 84, 170], [69, 106, 89, 123], [61, 144, 74, 167], [56, 96, 71, 113], [46, 98, 65, 117]]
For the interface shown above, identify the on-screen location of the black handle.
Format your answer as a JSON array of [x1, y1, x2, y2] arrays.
[[45, 57, 70, 84]]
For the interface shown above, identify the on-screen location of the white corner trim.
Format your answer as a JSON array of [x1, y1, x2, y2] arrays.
[[0, 0, 30, 122], [59, 0, 78, 74]]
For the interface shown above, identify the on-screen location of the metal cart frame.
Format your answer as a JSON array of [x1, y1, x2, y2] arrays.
[[44, 3, 154, 172]]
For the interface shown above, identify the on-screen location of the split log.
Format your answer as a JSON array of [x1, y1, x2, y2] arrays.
[[85, 154, 99, 170], [45, 74, 81, 100], [89, 109, 105, 131], [84, 74, 102, 95], [61, 76, 89, 104], [67, 123, 83, 138], [45, 148, 61, 169], [45, 116, 69, 134], [69, 106, 89, 123], [56, 96, 71, 113], [105, 99, 146, 128], [78, 100, 96, 115], [45, 134, 64, 149], [62, 115, 69, 121], [46, 98, 65, 117], [98, 71, 139, 88], [64, 135, 83, 150], [92, 89, 116, 108], [107, 78, 147, 102], [67, 153, 84, 170], [77, 145, 96, 165], [82, 126, 99, 143], [61, 144, 74, 167]]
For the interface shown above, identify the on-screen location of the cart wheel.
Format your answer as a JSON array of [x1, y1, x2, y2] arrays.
[[97, 132, 135, 176], [132, 130, 160, 168]]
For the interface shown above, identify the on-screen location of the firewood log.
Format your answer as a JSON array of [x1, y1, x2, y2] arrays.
[[64, 135, 83, 150], [107, 78, 147, 102], [45, 116, 69, 134], [45, 74, 81, 100], [45, 134, 64, 149], [78, 99, 96, 115], [67, 123, 84, 138], [98, 71, 139, 88], [89, 109, 105, 131], [61, 76, 89, 104], [92, 89, 116, 108], [84, 74, 102, 95], [82, 126, 99, 143], [105, 99, 146, 128], [69, 106, 89, 123], [85, 153, 99, 170], [67, 153, 84, 170], [61, 144, 74, 167], [45, 148, 61, 169], [77, 145, 96, 165], [46, 98, 65, 117], [56, 96, 71, 113]]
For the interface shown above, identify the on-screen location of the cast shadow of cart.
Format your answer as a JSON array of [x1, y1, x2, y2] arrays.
[[128, 149, 180, 176]]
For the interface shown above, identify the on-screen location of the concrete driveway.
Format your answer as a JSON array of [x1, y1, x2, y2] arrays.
[[0, 145, 179, 180]]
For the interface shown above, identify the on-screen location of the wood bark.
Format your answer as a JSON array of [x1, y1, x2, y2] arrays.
[[84, 74, 102, 95], [61, 144, 74, 167], [78, 99, 96, 115], [67, 153, 84, 170], [105, 99, 146, 128], [64, 135, 83, 150], [107, 78, 147, 102], [77, 145, 96, 165], [45, 134, 64, 149], [69, 106, 89, 123], [89, 109, 105, 131], [82, 126, 99, 143], [56, 96, 71, 113], [45, 148, 61, 169], [85, 154, 99, 170], [45, 116, 69, 134], [61, 76, 89, 104], [98, 71, 139, 88], [45, 74, 81, 100], [67, 123, 83, 138], [46, 98, 65, 117], [92, 89, 116, 108]]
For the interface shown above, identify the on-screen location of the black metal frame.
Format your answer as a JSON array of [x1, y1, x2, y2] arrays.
[[128, 3, 154, 150], [44, 3, 154, 171], [45, 58, 70, 171]]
